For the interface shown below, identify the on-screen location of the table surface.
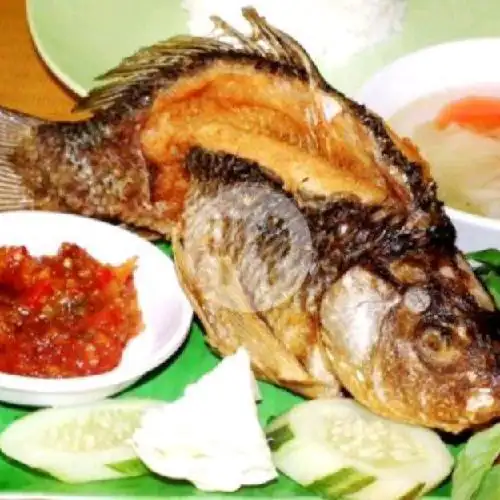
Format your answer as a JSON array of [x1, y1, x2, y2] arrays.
[[0, 0, 78, 121]]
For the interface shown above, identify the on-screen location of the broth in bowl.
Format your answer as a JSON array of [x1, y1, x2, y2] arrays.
[[390, 84, 500, 219]]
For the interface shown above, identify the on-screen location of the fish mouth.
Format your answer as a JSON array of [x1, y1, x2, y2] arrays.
[[427, 309, 500, 432], [465, 383, 500, 430]]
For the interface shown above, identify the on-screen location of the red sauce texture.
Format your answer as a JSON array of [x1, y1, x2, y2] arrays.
[[0, 243, 143, 378]]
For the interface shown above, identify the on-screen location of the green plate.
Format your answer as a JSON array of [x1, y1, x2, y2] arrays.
[[13, 0, 500, 497], [27, 0, 500, 98], [26, 0, 189, 97]]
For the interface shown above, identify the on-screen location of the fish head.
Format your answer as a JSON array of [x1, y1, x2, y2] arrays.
[[321, 245, 500, 433], [179, 136, 500, 433]]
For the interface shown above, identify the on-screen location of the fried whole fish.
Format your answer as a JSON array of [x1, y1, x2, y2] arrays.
[[1, 8, 499, 433]]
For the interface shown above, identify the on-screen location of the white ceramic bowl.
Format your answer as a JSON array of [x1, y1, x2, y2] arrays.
[[356, 38, 500, 253], [0, 211, 193, 407]]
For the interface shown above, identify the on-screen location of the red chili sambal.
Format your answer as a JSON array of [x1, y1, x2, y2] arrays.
[[0, 243, 143, 378]]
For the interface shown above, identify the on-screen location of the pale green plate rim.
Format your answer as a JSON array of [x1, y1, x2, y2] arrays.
[[25, 0, 189, 98], [26, 1, 88, 97]]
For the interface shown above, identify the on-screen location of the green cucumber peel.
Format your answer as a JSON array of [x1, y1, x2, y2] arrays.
[[397, 482, 426, 499], [266, 424, 295, 452], [307, 467, 376, 499], [107, 458, 150, 477]]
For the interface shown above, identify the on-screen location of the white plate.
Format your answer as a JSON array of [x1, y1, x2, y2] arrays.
[[356, 38, 500, 251], [0, 211, 193, 407]]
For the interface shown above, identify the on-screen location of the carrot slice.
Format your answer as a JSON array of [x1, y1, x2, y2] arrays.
[[435, 96, 500, 134]]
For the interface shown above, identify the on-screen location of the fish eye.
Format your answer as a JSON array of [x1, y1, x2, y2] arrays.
[[418, 327, 462, 366], [421, 328, 446, 352]]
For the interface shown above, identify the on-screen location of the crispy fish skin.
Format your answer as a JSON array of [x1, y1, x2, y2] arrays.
[[0, 8, 499, 432]]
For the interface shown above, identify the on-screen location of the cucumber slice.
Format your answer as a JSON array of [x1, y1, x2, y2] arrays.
[[0, 398, 159, 483], [266, 399, 453, 500]]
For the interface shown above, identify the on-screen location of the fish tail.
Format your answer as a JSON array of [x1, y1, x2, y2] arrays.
[[0, 106, 40, 212]]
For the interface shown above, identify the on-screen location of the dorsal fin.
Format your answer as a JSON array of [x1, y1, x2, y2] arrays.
[[75, 7, 325, 113]]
